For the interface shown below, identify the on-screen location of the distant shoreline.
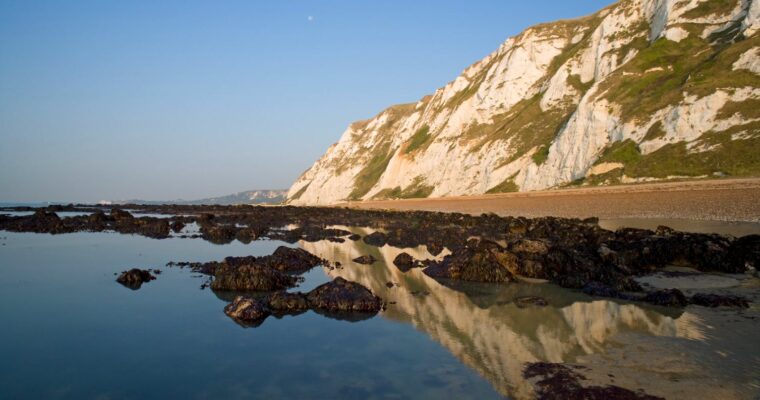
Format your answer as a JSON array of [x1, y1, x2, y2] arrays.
[[342, 177, 760, 225]]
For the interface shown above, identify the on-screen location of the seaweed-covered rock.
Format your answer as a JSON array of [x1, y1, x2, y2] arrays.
[[363, 231, 388, 247], [267, 291, 309, 314], [352, 255, 377, 265], [424, 240, 516, 283], [393, 252, 423, 272], [211, 264, 299, 291], [170, 220, 185, 233], [690, 293, 749, 308], [306, 277, 383, 313], [524, 362, 663, 400], [642, 288, 688, 307], [582, 281, 620, 298], [262, 246, 323, 272], [116, 268, 156, 290], [224, 296, 270, 324], [514, 296, 548, 308], [110, 208, 134, 220]]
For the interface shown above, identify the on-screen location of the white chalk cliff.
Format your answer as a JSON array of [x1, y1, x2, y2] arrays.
[[289, 0, 760, 205]]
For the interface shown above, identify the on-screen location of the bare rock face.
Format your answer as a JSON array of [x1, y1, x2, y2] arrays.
[[306, 277, 383, 313], [288, 0, 760, 205], [210, 264, 299, 291], [424, 240, 517, 283], [116, 268, 156, 290]]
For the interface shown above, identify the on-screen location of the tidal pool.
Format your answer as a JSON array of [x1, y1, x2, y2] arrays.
[[0, 228, 757, 399]]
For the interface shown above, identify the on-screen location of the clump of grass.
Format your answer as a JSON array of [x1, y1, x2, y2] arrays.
[[532, 146, 551, 165], [403, 125, 431, 154], [348, 143, 395, 200], [486, 174, 520, 194], [597, 139, 642, 164], [372, 178, 434, 200], [716, 98, 760, 120], [682, 0, 738, 19], [643, 121, 666, 141]]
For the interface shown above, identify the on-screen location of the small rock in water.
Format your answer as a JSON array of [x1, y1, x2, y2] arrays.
[[116, 268, 156, 290], [352, 255, 377, 265], [211, 264, 299, 291], [363, 231, 388, 247], [224, 296, 270, 326], [690, 293, 749, 308], [424, 240, 516, 283], [642, 288, 688, 307], [514, 296, 548, 308], [306, 277, 383, 313], [393, 252, 423, 272]]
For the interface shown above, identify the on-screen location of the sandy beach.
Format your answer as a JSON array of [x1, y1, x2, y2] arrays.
[[344, 178, 760, 233]]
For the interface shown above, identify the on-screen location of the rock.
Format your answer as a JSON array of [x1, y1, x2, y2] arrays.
[[116, 268, 156, 290], [170, 221, 185, 233], [110, 208, 133, 220], [200, 223, 238, 244], [347, 233, 361, 241], [424, 240, 516, 283], [524, 362, 663, 400], [306, 277, 383, 313], [642, 288, 688, 307], [224, 296, 270, 325], [728, 234, 760, 272], [352, 255, 377, 265], [363, 231, 388, 247], [690, 293, 749, 308], [210, 264, 300, 291], [427, 242, 444, 256], [393, 252, 423, 272], [267, 291, 309, 314], [508, 239, 550, 255], [259, 246, 323, 273], [582, 281, 620, 298], [514, 296, 548, 308]]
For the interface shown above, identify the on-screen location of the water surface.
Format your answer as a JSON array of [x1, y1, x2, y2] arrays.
[[0, 227, 758, 399]]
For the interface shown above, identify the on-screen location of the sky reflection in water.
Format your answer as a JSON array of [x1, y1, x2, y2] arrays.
[[0, 228, 756, 399]]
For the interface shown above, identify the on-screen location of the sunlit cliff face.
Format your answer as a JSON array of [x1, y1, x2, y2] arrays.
[[298, 230, 732, 399]]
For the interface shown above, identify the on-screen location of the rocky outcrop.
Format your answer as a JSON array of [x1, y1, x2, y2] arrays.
[[424, 240, 517, 283], [289, 0, 760, 205], [116, 268, 156, 290], [524, 362, 664, 400], [306, 277, 384, 313], [223, 277, 384, 326], [210, 264, 300, 291]]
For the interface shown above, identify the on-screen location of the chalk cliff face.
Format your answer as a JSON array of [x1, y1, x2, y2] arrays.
[[289, 0, 760, 205]]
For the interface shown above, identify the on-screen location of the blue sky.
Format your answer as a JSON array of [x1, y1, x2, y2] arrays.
[[0, 0, 613, 202]]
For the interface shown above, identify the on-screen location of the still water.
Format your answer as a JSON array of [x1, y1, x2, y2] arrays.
[[0, 226, 758, 399]]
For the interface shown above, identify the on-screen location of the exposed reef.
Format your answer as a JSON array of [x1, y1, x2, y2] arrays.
[[3, 203, 757, 309]]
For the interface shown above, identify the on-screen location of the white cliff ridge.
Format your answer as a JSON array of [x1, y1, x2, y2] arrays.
[[289, 0, 760, 205]]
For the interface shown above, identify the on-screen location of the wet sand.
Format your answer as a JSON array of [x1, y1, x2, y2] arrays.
[[345, 178, 760, 235]]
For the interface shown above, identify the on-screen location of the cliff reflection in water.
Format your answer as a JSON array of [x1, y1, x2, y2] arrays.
[[299, 229, 708, 398]]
